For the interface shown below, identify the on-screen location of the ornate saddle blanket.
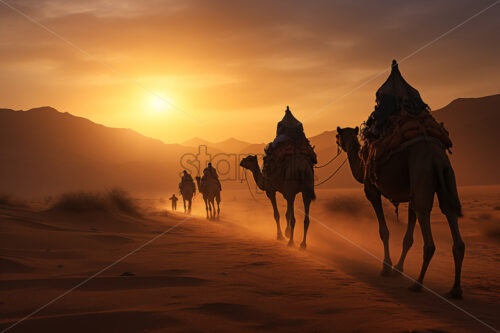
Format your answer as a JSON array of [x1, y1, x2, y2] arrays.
[[262, 137, 317, 187], [361, 110, 452, 182]]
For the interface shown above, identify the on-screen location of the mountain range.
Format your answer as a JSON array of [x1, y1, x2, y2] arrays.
[[1, 94, 498, 197]]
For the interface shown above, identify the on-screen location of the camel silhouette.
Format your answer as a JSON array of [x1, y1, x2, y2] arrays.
[[336, 126, 465, 298], [195, 176, 220, 219], [240, 154, 315, 248], [179, 178, 196, 214]]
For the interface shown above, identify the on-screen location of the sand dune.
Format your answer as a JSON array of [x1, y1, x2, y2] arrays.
[[1, 186, 499, 332]]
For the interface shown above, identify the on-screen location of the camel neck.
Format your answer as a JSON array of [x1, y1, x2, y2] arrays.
[[346, 139, 365, 184], [249, 167, 266, 191]]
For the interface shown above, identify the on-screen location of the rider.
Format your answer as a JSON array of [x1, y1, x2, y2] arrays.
[[182, 170, 193, 181], [179, 170, 195, 193], [202, 162, 222, 191]]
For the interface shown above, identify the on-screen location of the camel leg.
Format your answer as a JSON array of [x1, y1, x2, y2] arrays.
[[285, 203, 291, 239], [204, 198, 209, 219], [211, 199, 216, 219], [394, 204, 417, 272], [216, 193, 221, 219], [287, 195, 296, 247], [365, 185, 393, 276], [408, 168, 436, 292], [208, 199, 214, 219], [300, 195, 311, 249], [409, 209, 435, 292], [445, 213, 465, 299], [213, 199, 217, 219], [266, 191, 283, 240]]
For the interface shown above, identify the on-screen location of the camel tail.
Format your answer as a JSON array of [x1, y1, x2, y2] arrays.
[[435, 163, 463, 217]]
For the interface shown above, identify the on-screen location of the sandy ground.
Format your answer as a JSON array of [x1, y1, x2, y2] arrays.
[[1, 186, 499, 332]]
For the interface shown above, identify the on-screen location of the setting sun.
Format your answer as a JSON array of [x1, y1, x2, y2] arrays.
[[148, 94, 169, 113]]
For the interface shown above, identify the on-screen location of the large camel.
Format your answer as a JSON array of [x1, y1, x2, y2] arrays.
[[336, 126, 465, 298], [179, 179, 196, 214], [240, 154, 315, 248], [195, 176, 220, 219]]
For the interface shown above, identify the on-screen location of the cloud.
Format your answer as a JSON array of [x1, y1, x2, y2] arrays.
[[0, 0, 499, 142]]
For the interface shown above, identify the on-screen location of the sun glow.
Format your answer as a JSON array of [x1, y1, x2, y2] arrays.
[[148, 94, 169, 113]]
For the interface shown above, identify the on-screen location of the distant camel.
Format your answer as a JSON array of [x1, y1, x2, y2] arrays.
[[336, 126, 465, 298], [179, 179, 196, 214], [240, 155, 315, 248], [195, 176, 220, 219]]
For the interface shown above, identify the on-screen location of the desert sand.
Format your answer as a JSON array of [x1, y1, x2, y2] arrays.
[[1, 186, 499, 332]]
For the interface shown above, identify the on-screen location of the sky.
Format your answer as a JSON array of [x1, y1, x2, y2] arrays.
[[1, 0, 499, 143]]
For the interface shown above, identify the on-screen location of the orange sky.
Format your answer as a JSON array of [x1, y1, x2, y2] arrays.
[[1, 0, 499, 143]]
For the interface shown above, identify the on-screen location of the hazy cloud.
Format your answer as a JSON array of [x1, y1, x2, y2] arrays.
[[0, 0, 499, 142]]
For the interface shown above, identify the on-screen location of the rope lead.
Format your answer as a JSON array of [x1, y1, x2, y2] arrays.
[[314, 157, 348, 187], [314, 150, 342, 169]]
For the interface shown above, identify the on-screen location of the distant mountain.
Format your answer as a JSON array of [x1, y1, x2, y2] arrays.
[[182, 137, 213, 148], [433, 94, 500, 186], [182, 137, 257, 153], [1, 94, 498, 197], [0, 107, 195, 197]]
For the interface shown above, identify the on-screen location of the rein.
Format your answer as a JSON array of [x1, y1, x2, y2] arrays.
[[314, 156, 348, 187], [314, 149, 342, 168]]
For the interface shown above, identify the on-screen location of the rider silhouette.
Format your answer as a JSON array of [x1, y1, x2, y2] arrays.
[[202, 162, 222, 191], [179, 170, 195, 193], [182, 170, 193, 181]]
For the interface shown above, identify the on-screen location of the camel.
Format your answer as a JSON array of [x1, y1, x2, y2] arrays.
[[336, 126, 465, 298], [179, 180, 196, 214], [240, 154, 315, 248], [195, 176, 220, 219]]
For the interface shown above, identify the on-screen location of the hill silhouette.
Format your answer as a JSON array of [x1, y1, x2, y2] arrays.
[[183, 137, 259, 153], [433, 94, 500, 186], [1, 95, 498, 197], [0, 107, 192, 197]]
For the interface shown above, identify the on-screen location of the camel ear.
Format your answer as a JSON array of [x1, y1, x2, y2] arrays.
[[354, 126, 359, 135], [337, 126, 342, 134]]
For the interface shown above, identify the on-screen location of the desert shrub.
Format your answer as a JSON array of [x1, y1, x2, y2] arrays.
[[50, 188, 141, 216], [51, 191, 109, 212], [107, 188, 141, 216]]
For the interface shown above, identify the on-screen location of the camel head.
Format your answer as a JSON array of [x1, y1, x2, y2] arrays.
[[239, 155, 259, 171], [336, 126, 359, 152]]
